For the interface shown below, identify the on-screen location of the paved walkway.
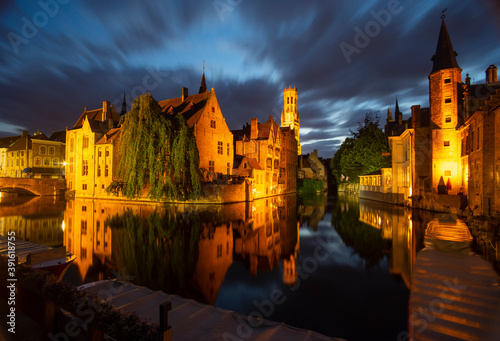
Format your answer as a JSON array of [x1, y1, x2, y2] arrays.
[[410, 217, 500, 340]]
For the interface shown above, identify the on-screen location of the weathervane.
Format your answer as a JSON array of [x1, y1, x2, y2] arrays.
[[441, 8, 447, 20]]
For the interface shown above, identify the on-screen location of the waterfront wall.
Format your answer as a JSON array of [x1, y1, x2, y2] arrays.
[[337, 183, 359, 194]]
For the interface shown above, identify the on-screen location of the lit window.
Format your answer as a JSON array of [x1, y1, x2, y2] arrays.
[[44, 158, 50, 166], [218, 141, 223, 154], [52, 159, 58, 167], [210, 120, 216, 129], [49, 147, 55, 155], [209, 160, 214, 172]]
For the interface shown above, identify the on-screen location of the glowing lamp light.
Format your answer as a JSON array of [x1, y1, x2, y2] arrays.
[[63, 161, 67, 166], [62, 220, 65, 231]]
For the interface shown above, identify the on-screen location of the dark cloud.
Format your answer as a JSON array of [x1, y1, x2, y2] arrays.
[[0, 0, 499, 158]]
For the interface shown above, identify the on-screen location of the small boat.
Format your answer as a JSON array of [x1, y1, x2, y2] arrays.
[[424, 214, 472, 253], [26, 246, 76, 281]]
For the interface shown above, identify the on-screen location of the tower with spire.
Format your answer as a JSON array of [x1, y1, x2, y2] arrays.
[[120, 88, 127, 116], [281, 86, 301, 154], [429, 14, 462, 194], [199, 62, 207, 94]]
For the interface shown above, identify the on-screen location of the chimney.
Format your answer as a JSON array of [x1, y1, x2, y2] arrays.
[[22, 131, 29, 137], [102, 101, 110, 121], [486, 64, 498, 83], [251, 118, 258, 140], [411, 105, 421, 129], [182, 87, 188, 101]]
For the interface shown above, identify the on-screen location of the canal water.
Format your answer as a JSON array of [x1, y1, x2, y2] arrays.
[[0, 193, 439, 340]]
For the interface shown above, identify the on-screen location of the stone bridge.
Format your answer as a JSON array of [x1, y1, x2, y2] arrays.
[[0, 177, 66, 196]]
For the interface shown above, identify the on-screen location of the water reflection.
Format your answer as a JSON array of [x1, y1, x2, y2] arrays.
[[0, 196, 65, 247], [63, 195, 300, 304]]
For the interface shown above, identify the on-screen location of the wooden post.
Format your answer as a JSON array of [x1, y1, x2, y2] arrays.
[[87, 323, 104, 341], [160, 301, 172, 341], [43, 299, 57, 336]]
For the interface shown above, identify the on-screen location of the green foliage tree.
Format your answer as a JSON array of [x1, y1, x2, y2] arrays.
[[114, 93, 202, 200], [331, 112, 390, 183]]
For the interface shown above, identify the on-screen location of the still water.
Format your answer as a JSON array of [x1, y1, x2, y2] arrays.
[[0, 193, 439, 340]]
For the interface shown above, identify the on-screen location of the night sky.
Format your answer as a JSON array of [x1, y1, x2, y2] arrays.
[[1, 0, 499, 157]]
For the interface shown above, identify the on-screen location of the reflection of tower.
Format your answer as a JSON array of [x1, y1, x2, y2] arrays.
[[194, 224, 233, 305], [281, 86, 301, 154], [283, 254, 297, 285]]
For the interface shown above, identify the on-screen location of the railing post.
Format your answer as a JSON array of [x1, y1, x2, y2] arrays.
[[160, 301, 172, 341]]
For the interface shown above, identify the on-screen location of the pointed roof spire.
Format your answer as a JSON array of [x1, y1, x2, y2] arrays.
[[199, 61, 207, 94], [120, 87, 127, 116], [395, 97, 402, 116], [431, 13, 460, 73]]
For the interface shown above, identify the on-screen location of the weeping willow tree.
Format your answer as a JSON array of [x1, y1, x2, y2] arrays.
[[172, 114, 203, 200], [112, 93, 202, 200]]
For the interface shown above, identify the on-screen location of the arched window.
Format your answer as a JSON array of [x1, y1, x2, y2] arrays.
[[44, 158, 50, 166], [49, 147, 55, 155], [40, 146, 46, 154], [52, 159, 58, 167]]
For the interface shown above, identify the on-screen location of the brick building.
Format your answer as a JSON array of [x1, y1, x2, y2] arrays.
[[158, 73, 233, 179], [361, 18, 500, 216]]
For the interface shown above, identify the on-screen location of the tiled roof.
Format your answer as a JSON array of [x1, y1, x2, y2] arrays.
[[158, 91, 211, 127], [49, 130, 66, 142], [0, 135, 20, 149], [96, 127, 121, 144], [73, 105, 120, 130], [7, 136, 31, 152]]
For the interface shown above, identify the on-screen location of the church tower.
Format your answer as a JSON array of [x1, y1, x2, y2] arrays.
[[281, 86, 301, 154], [429, 17, 462, 194]]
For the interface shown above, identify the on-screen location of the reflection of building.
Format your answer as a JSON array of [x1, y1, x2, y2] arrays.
[[194, 224, 233, 305], [298, 193, 328, 231], [4, 131, 66, 178], [233, 195, 299, 285], [358, 199, 425, 288], [0, 214, 64, 248]]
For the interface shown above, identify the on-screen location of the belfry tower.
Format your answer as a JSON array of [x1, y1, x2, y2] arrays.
[[281, 86, 301, 154]]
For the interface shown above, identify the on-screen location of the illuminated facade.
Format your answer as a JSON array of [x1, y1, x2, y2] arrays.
[[158, 80, 234, 178], [3, 131, 66, 178], [233, 115, 297, 199], [363, 18, 500, 216], [65, 101, 121, 196]]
